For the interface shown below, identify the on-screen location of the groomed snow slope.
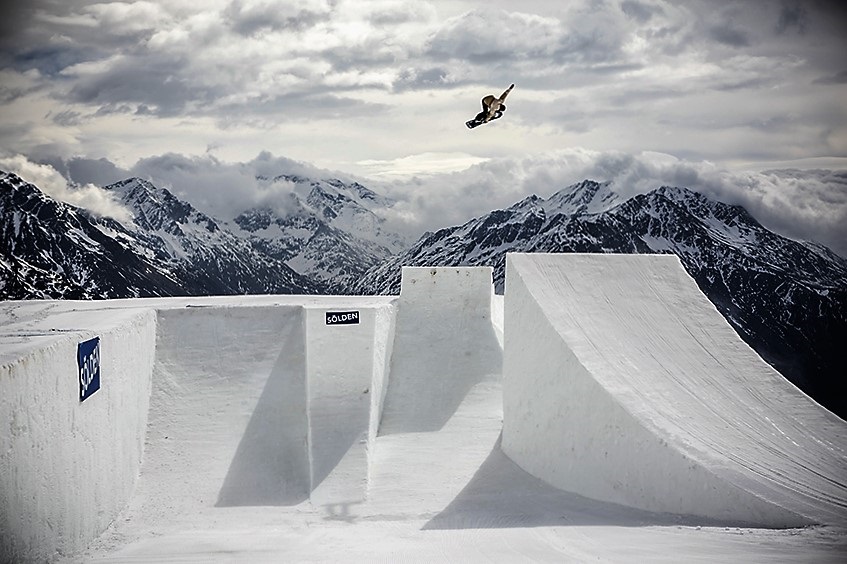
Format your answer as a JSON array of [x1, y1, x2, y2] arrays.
[[503, 253, 847, 528]]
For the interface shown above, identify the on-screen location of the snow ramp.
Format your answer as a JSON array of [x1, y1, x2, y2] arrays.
[[379, 266, 502, 435], [502, 253, 847, 528]]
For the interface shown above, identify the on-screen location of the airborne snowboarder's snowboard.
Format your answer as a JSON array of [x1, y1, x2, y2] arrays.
[[466, 109, 504, 129]]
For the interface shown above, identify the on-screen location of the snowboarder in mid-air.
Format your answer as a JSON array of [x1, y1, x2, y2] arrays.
[[466, 83, 514, 129]]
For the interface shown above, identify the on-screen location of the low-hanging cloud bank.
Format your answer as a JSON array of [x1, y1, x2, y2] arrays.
[[3, 150, 845, 260], [25, 151, 355, 221], [0, 154, 134, 224], [378, 149, 847, 258]]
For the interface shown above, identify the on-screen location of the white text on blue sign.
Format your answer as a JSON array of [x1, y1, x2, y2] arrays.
[[78, 337, 101, 402]]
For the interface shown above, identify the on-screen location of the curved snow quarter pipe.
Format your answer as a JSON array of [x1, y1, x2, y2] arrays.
[[502, 253, 847, 528]]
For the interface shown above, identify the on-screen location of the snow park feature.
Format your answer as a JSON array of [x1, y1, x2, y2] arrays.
[[1, 259, 845, 563], [502, 254, 847, 527]]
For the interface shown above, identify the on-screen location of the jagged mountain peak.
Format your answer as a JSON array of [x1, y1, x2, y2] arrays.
[[107, 176, 155, 191], [1, 171, 31, 191], [233, 206, 278, 233], [510, 194, 544, 209], [1, 172, 86, 231], [106, 176, 180, 206], [544, 179, 621, 216], [230, 173, 408, 290], [106, 177, 174, 206], [325, 177, 383, 202], [104, 177, 219, 235], [2, 171, 53, 204], [260, 173, 397, 211]]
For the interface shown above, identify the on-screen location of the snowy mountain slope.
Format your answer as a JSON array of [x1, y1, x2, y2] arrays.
[[101, 177, 325, 296], [0, 173, 324, 299], [229, 174, 408, 291], [353, 180, 847, 419], [0, 172, 186, 299]]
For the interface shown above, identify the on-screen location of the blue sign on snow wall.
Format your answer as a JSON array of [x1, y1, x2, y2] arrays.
[[78, 336, 101, 402]]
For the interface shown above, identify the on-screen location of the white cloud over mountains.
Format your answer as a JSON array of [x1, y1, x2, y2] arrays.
[[377, 149, 847, 259], [0, 154, 134, 223], [4, 149, 846, 259]]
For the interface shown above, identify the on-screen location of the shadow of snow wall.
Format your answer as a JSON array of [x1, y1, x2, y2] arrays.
[[149, 302, 397, 511]]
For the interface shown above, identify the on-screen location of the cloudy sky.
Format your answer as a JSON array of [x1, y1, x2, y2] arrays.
[[1, 0, 846, 256]]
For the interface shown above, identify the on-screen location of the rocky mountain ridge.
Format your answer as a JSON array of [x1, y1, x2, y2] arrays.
[[0, 173, 322, 298], [228, 174, 407, 291], [353, 180, 847, 418]]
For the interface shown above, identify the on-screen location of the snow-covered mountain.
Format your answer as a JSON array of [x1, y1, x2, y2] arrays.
[[353, 180, 847, 419], [228, 175, 408, 291], [1, 172, 180, 298], [0, 173, 323, 298]]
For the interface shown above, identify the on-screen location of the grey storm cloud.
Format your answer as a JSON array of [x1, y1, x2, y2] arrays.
[[2, 0, 427, 119], [620, 0, 663, 24], [776, 2, 809, 34], [707, 23, 750, 48], [66, 156, 130, 187], [3, 0, 841, 119], [224, 0, 331, 35], [66, 56, 199, 117], [815, 71, 847, 85], [393, 67, 456, 92], [425, 8, 626, 65]]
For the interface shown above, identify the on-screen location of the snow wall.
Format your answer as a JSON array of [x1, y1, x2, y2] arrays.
[[0, 308, 156, 563], [502, 253, 847, 527], [150, 302, 396, 512], [380, 267, 499, 435]]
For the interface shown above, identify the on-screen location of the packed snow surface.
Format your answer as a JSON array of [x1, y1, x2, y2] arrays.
[[1, 259, 845, 563], [503, 254, 847, 528]]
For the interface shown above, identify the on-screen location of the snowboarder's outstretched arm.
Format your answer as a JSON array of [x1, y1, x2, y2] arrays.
[[499, 83, 515, 103], [481, 84, 515, 122]]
